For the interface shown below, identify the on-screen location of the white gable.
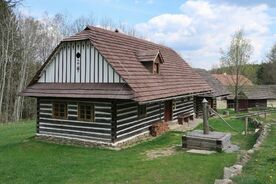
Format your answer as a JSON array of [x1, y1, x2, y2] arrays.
[[38, 40, 125, 83]]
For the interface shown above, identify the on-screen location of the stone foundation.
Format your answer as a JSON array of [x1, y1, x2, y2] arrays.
[[149, 121, 169, 136], [36, 134, 115, 149], [36, 131, 152, 150]]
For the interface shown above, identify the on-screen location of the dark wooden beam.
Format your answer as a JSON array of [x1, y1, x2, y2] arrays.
[[36, 98, 40, 134], [111, 101, 117, 143]]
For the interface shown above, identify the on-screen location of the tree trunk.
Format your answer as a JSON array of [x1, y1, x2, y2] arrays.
[[0, 21, 11, 115], [235, 75, 239, 112]]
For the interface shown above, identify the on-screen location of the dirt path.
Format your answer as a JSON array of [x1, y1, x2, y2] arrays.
[[144, 146, 177, 159], [168, 118, 202, 132]]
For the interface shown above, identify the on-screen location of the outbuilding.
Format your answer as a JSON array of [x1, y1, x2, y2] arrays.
[[194, 69, 229, 117], [227, 85, 276, 111]]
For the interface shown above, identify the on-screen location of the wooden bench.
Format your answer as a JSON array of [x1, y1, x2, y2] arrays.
[[178, 113, 194, 125]]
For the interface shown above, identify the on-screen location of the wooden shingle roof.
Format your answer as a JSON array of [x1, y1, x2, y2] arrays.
[[194, 69, 229, 97], [227, 85, 276, 100], [212, 74, 253, 86], [135, 49, 164, 63], [28, 26, 211, 102], [21, 83, 134, 99]]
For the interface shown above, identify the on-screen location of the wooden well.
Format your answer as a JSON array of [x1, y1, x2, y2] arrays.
[[182, 130, 232, 152]]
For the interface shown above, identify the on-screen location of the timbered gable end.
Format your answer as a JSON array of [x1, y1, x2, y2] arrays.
[[38, 40, 125, 83]]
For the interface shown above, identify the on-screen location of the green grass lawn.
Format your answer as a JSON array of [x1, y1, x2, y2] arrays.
[[195, 117, 257, 150], [0, 116, 258, 184], [233, 124, 276, 184]]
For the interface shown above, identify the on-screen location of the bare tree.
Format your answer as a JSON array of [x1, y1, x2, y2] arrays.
[[71, 15, 96, 34], [13, 16, 57, 121], [0, 0, 19, 121], [0, 2, 141, 122], [220, 30, 253, 111]]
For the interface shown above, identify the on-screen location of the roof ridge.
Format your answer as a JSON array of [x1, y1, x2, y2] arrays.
[[86, 25, 171, 50]]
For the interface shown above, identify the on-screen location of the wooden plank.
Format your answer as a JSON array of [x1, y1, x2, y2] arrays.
[[37, 98, 40, 133], [39, 117, 111, 128], [111, 101, 117, 143], [39, 126, 111, 138], [116, 127, 149, 141], [40, 121, 111, 134], [117, 108, 161, 125], [39, 122, 111, 133], [117, 117, 160, 135]]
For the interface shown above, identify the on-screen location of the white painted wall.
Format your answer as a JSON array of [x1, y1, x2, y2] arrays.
[[217, 99, 227, 109], [38, 40, 125, 83], [267, 100, 276, 108]]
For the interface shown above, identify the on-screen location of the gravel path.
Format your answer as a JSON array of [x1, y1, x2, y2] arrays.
[[168, 118, 203, 132]]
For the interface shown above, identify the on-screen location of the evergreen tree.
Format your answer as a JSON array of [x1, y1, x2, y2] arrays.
[[257, 44, 276, 84]]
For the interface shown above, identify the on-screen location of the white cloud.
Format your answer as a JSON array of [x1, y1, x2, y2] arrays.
[[135, 0, 274, 69]]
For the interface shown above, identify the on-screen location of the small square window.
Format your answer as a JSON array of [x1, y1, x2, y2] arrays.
[[78, 103, 95, 122], [52, 102, 67, 119], [138, 104, 147, 118], [173, 101, 177, 110]]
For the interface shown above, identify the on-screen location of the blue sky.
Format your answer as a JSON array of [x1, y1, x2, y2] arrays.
[[21, 0, 276, 69], [22, 0, 184, 24]]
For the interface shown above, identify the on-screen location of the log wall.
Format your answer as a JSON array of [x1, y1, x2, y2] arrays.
[[172, 97, 194, 119], [37, 98, 112, 142], [116, 101, 164, 141], [36, 96, 197, 144]]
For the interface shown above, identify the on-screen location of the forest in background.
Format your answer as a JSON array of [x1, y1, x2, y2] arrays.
[[211, 35, 276, 85], [0, 0, 137, 122], [0, 0, 275, 123]]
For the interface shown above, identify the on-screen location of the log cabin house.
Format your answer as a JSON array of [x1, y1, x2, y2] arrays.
[[21, 26, 211, 146]]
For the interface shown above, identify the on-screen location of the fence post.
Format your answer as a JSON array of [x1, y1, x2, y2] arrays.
[[244, 116, 248, 136], [203, 98, 209, 134]]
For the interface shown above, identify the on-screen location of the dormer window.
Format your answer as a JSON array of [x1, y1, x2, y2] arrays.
[[135, 49, 165, 75], [153, 62, 160, 74]]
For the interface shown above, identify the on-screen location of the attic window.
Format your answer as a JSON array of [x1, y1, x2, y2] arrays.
[[153, 62, 160, 74], [135, 49, 165, 75]]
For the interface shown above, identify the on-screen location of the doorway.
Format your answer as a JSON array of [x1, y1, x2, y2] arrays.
[[164, 100, 173, 122]]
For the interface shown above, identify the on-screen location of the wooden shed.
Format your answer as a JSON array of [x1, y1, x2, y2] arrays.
[[21, 26, 211, 146], [227, 85, 276, 111], [194, 69, 229, 117]]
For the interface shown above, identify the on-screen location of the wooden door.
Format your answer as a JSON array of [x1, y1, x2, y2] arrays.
[[238, 99, 248, 111], [164, 100, 173, 122]]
